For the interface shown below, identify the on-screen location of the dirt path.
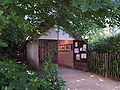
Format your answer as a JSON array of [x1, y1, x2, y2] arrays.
[[59, 67, 120, 90]]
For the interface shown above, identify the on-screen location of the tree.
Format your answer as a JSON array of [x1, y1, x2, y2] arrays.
[[0, 0, 120, 57]]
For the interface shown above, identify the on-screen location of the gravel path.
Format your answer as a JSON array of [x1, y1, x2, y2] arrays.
[[59, 67, 120, 90]]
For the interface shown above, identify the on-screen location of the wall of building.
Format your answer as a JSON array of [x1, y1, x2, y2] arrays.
[[58, 40, 74, 68], [27, 41, 39, 70]]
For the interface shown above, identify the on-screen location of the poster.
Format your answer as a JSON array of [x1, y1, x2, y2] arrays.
[[83, 44, 87, 51], [76, 54, 80, 60], [75, 42, 78, 47], [81, 53, 87, 59], [74, 48, 79, 53]]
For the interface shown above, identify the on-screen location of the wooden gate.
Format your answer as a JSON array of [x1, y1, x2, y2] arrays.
[[39, 40, 58, 65], [73, 40, 88, 70]]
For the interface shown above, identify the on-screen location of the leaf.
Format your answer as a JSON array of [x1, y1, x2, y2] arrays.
[[81, 3, 90, 12], [0, 41, 8, 47], [72, 0, 81, 7], [116, 10, 120, 14], [90, 4, 100, 11], [1, 0, 11, 5], [0, 10, 3, 15]]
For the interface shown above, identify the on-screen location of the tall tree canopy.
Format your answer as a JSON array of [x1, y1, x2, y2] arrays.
[[0, 0, 120, 53], [0, 0, 120, 34]]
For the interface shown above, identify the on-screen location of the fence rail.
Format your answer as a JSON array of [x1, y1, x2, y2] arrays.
[[89, 53, 120, 80]]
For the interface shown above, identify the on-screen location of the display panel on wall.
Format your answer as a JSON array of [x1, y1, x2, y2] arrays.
[[76, 54, 80, 60], [74, 41, 88, 61], [81, 53, 87, 59], [80, 44, 87, 51], [74, 48, 79, 53], [58, 44, 72, 52]]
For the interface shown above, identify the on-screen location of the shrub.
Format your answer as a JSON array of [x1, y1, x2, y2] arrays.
[[89, 33, 120, 53], [0, 56, 65, 90], [29, 57, 66, 90], [110, 60, 120, 75], [0, 56, 38, 90], [88, 59, 105, 73]]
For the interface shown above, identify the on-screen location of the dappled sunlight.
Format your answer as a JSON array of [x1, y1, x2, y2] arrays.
[[68, 88, 79, 90], [90, 75, 94, 78], [68, 88, 70, 90], [115, 85, 120, 89], [81, 79, 85, 81], [76, 79, 85, 82], [99, 78, 104, 82], [75, 89, 79, 90], [60, 67, 120, 90], [77, 80, 80, 82]]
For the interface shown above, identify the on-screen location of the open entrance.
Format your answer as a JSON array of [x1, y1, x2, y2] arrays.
[[39, 40, 58, 66]]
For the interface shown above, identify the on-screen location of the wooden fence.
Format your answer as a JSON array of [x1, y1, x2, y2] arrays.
[[89, 53, 120, 80]]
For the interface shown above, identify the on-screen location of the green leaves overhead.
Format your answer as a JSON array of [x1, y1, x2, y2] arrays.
[[81, 3, 89, 12], [72, 0, 120, 12], [0, 0, 120, 54], [90, 4, 99, 11], [0, 0, 120, 34]]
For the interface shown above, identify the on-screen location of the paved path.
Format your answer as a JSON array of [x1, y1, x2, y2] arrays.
[[59, 67, 120, 90]]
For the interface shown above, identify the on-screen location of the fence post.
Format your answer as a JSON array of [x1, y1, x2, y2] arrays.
[[105, 53, 108, 77]]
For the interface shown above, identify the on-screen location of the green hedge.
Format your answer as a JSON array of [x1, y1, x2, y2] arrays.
[[88, 59, 120, 75], [0, 56, 65, 90], [89, 33, 120, 53], [88, 59, 105, 74]]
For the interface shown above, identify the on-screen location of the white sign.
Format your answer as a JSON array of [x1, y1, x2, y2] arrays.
[[81, 53, 87, 59], [83, 44, 87, 51]]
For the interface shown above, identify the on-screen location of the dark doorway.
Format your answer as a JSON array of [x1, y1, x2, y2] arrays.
[[39, 40, 58, 65]]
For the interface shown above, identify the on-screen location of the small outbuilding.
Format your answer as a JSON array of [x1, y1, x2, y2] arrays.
[[27, 28, 88, 70]]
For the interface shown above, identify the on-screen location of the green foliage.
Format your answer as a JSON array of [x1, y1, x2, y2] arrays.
[[0, 56, 38, 90], [30, 57, 65, 90], [88, 58, 120, 76], [0, 0, 120, 58], [0, 56, 65, 90], [72, 0, 120, 11], [89, 33, 120, 53], [0, 41, 8, 47], [42, 57, 65, 90], [88, 59, 105, 73], [111, 60, 120, 75]]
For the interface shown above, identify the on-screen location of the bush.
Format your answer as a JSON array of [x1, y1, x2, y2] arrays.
[[29, 57, 66, 90], [88, 58, 120, 76], [88, 59, 106, 73], [0, 56, 38, 90], [0, 56, 65, 90], [110, 60, 120, 75], [89, 33, 120, 53]]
